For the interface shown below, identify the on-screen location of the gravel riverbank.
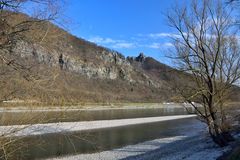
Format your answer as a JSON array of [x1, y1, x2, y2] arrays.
[[49, 131, 233, 160], [0, 115, 196, 137]]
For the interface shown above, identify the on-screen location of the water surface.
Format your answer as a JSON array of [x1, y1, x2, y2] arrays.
[[0, 107, 195, 125], [10, 117, 204, 159]]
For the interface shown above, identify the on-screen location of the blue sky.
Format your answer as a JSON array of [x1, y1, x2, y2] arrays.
[[20, 0, 238, 66], [61, 0, 183, 64]]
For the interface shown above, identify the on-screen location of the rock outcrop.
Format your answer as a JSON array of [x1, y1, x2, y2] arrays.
[[1, 11, 189, 103]]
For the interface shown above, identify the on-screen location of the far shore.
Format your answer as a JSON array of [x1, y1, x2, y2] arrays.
[[0, 102, 196, 112], [2, 101, 238, 112]]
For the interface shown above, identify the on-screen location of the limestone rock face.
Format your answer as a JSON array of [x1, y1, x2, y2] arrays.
[[12, 41, 142, 83], [12, 36, 177, 92], [2, 11, 204, 103]]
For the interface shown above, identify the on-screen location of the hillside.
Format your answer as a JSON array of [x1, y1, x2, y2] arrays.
[[1, 11, 239, 104]]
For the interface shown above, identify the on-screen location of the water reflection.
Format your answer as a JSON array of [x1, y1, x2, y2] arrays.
[[14, 117, 204, 159], [0, 107, 194, 125]]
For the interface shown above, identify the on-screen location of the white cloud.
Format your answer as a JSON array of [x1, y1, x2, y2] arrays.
[[148, 43, 162, 49], [148, 33, 182, 39], [147, 42, 173, 49], [163, 42, 174, 47], [88, 34, 175, 50], [89, 36, 124, 44], [112, 42, 135, 49], [88, 36, 136, 49]]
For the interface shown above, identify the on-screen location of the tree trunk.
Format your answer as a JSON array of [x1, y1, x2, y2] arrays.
[[208, 118, 235, 147], [206, 94, 234, 147]]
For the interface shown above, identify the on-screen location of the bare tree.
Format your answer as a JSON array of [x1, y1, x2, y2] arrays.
[[0, 0, 64, 102], [228, 0, 239, 3], [0, 1, 66, 159], [227, 0, 240, 26], [167, 0, 240, 146]]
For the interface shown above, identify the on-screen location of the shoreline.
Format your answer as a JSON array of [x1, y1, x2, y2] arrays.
[[0, 115, 196, 137], [0, 103, 194, 112], [48, 130, 235, 160]]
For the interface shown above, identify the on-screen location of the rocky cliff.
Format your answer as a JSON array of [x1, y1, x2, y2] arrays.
[[0, 12, 190, 103]]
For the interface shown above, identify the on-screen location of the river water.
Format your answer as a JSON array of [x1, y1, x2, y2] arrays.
[[0, 106, 195, 125], [0, 106, 204, 160]]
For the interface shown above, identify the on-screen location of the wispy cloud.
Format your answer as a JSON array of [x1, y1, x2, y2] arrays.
[[163, 42, 174, 47], [148, 43, 162, 49], [88, 36, 135, 49], [112, 42, 136, 49], [147, 42, 174, 49], [88, 34, 175, 50], [148, 33, 181, 39], [89, 36, 123, 44]]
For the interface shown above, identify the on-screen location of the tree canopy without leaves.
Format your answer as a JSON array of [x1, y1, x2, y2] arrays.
[[0, 1, 65, 159], [167, 0, 240, 146], [0, 0, 64, 102], [227, 0, 240, 25]]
